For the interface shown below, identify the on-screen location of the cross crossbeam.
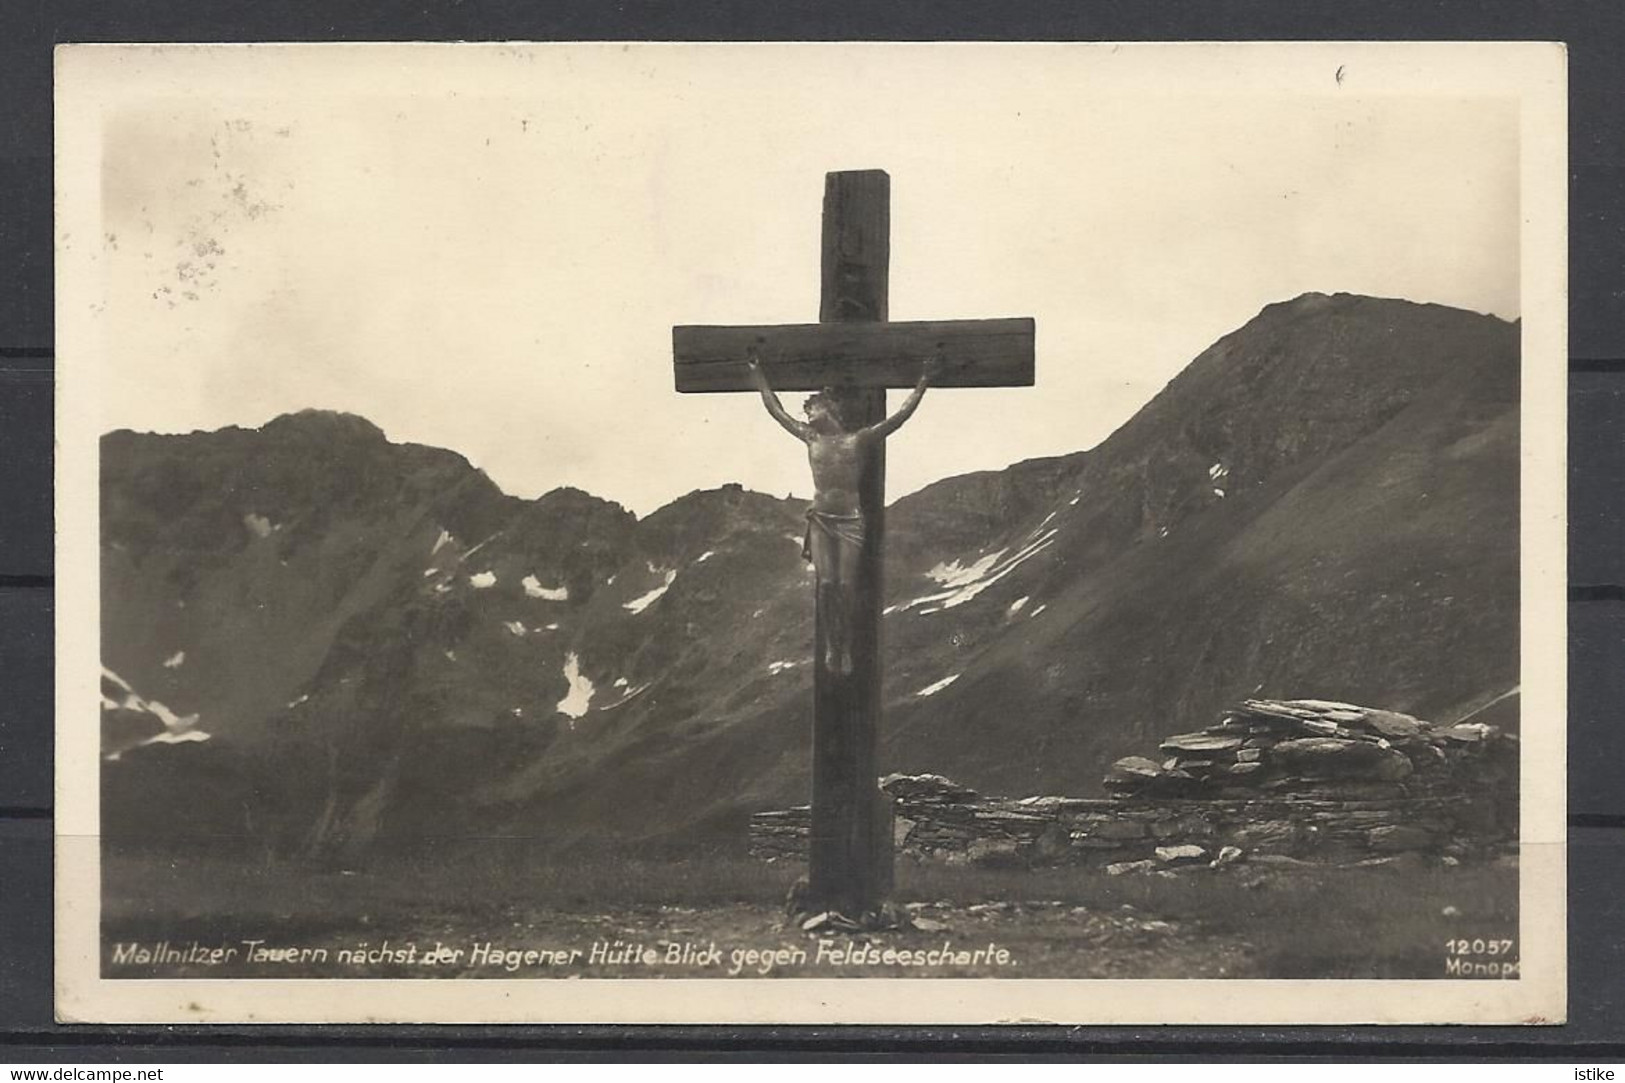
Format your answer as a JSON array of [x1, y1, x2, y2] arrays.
[[672, 318, 1035, 392]]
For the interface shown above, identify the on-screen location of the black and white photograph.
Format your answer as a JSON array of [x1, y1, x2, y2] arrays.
[[53, 41, 1566, 1024]]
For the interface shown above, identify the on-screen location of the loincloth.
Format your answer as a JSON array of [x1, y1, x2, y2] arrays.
[[803, 509, 866, 563]]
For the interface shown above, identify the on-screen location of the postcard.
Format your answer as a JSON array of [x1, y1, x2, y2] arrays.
[[54, 41, 1566, 1024]]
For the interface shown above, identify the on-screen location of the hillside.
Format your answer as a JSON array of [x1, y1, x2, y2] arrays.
[[99, 292, 1520, 857]]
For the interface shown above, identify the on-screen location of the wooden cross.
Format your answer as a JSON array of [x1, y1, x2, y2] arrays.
[[672, 170, 1035, 920]]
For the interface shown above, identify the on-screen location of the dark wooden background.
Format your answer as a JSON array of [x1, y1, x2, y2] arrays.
[[2, 0, 1622, 1059]]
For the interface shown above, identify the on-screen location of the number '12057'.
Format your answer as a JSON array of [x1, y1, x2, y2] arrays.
[[1445, 938, 1515, 955]]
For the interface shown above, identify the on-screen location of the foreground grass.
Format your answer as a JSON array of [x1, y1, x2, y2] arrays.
[[102, 845, 1518, 980], [104, 845, 802, 930], [898, 860, 1519, 978]]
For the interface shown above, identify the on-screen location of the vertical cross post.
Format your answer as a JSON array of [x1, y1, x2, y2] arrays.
[[671, 169, 1036, 922], [811, 170, 894, 918]]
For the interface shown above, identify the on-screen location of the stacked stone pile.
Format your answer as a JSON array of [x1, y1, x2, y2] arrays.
[[749, 805, 813, 862], [748, 775, 1086, 866], [748, 698, 1518, 872], [883, 774, 1082, 868], [1105, 698, 1516, 803]]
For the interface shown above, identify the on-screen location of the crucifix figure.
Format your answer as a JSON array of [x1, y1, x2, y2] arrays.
[[747, 354, 939, 677], [673, 169, 1035, 922]]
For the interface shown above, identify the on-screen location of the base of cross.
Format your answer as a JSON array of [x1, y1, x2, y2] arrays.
[[784, 880, 916, 935], [784, 780, 909, 933]]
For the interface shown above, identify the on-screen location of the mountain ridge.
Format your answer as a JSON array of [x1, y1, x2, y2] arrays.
[[99, 291, 1520, 857]]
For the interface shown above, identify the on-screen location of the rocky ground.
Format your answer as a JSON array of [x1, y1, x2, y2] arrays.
[[101, 848, 1518, 981]]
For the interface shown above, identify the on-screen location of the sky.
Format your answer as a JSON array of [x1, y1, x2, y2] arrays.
[[93, 45, 1520, 516]]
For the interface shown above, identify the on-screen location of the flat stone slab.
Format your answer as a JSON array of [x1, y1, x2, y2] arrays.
[[1159, 732, 1244, 754]]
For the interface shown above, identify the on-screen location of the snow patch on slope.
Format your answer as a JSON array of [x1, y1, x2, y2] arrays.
[[927, 550, 1004, 590], [469, 571, 497, 589], [598, 681, 652, 712], [903, 528, 1060, 613], [916, 674, 960, 697], [522, 574, 568, 600], [624, 569, 677, 614], [101, 666, 208, 740], [142, 729, 210, 747], [556, 653, 595, 720], [462, 533, 500, 560]]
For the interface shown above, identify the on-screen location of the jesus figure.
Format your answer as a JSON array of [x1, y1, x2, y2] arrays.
[[747, 356, 940, 675]]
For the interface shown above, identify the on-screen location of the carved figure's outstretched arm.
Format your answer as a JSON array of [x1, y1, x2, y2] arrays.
[[748, 357, 812, 442], [865, 357, 942, 439]]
